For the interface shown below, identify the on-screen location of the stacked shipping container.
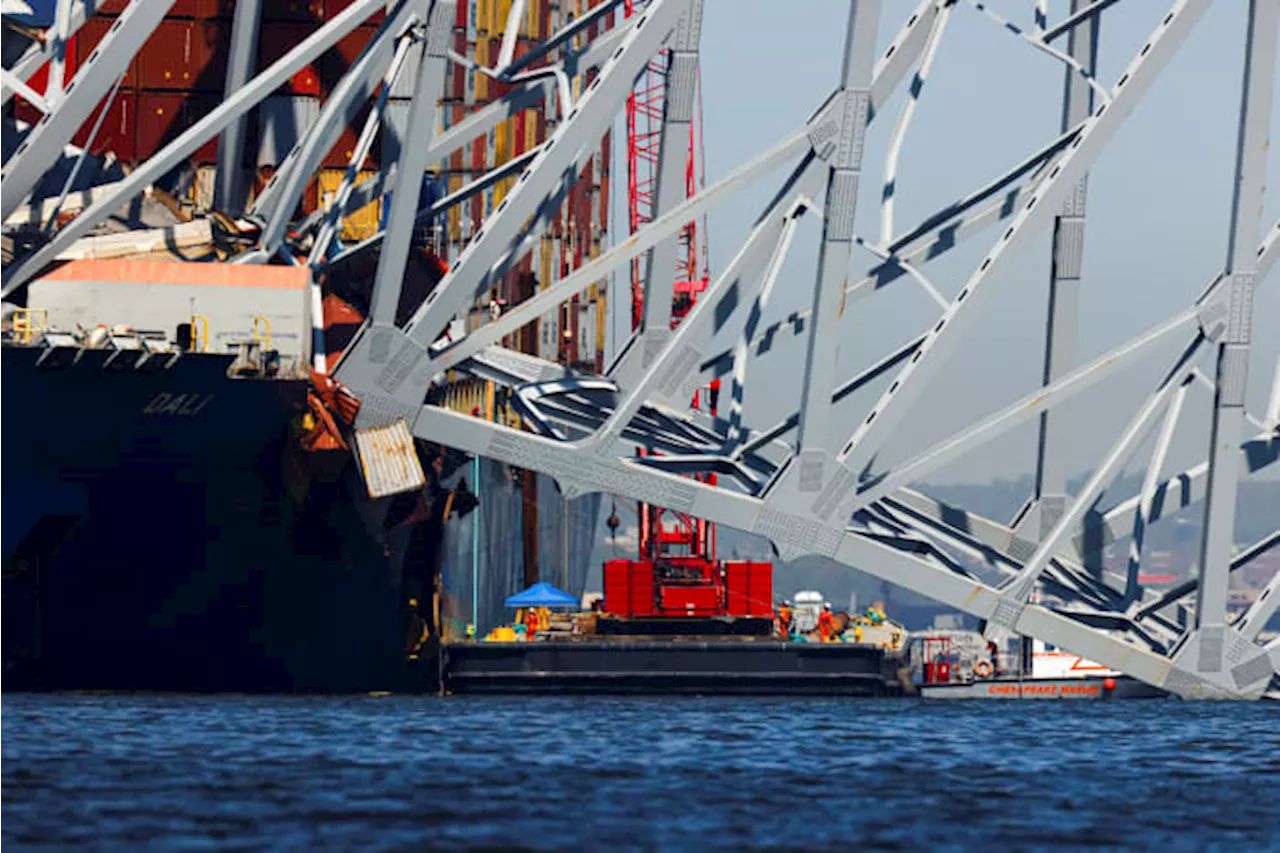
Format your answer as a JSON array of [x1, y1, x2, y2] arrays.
[[13, 2, 390, 240], [11, 1, 612, 330]]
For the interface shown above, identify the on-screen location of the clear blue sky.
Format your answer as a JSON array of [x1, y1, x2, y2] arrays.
[[608, 0, 1280, 486]]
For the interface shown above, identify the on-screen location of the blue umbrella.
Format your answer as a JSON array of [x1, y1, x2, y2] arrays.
[[504, 582, 579, 608]]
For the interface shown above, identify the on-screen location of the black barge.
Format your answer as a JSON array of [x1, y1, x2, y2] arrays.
[[442, 640, 908, 696]]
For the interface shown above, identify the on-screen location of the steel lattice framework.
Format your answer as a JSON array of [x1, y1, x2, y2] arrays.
[[3, 0, 1279, 699]]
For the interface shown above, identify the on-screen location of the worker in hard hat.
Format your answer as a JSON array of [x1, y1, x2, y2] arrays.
[[777, 600, 793, 638], [817, 603, 835, 643], [524, 606, 540, 642]]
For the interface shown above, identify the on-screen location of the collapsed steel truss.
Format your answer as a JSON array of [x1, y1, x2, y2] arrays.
[[4, 0, 1279, 699]]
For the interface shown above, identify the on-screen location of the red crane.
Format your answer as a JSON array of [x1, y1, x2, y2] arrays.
[[624, 0, 714, 567], [603, 2, 771, 624]]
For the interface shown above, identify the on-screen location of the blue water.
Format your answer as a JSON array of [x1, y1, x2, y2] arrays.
[[3, 695, 1277, 851]]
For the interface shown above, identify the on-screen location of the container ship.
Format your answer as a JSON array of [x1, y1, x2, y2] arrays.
[[2, 0, 613, 691]]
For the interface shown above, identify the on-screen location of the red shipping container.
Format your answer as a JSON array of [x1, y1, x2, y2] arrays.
[[138, 19, 229, 91], [137, 92, 220, 164], [75, 17, 139, 89], [320, 104, 379, 172], [264, 1, 325, 23], [259, 23, 322, 96], [169, 0, 236, 16], [324, 0, 387, 25], [187, 93, 222, 162], [322, 25, 384, 97], [95, 0, 236, 15], [72, 90, 139, 162]]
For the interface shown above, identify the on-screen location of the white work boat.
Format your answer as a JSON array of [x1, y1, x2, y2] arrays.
[[917, 636, 1167, 700]]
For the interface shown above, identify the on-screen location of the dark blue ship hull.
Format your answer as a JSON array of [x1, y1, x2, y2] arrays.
[[2, 345, 443, 692]]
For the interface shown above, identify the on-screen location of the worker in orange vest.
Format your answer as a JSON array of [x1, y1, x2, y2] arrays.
[[524, 607, 540, 642], [777, 601, 793, 637], [817, 604, 835, 643]]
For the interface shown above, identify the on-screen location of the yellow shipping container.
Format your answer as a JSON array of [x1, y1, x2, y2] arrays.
[[474, 37, 489, 101], [318, 169, 382, 242]]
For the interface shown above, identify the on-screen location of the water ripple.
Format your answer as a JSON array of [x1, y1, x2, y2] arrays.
[[3, 694, 1277, 851]]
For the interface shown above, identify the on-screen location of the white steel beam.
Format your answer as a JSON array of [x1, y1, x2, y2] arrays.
[[695, 125, 1080, 388], [308, 35, 417, 266], [724, 201, 804, 448], [1125, 375, 1192, 603], [445, 0, 950, 393], [496, 0, 528, 70], [320, 146, 543, 272], [835, 0, 1209, 482], [414, 403, 1184, 692], [1266, 357, 1280, 429], [249, 3, 419, 246], [1, 0, 95, 107], [852, 310, 1201, 510], [428, 131, 812, 374], [401, 0, 695, 348], [1234, 561, 1280, 643], [1033, 0, 1099, 528], [990, 345, 1202, 630], [794, 0, 880, 456], [2, 0, 178, 221], [879, 1, 950, 245], [1194, 0, 1277, 655], [366, 2, 453, 327], [586, 160, 826, 452], [294, 79, 552, 239], [1079, 428, 1279, 562], [1042, 0, 1121, 43], [48, 0, 77, 100], [213, 0, 263, 216]]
